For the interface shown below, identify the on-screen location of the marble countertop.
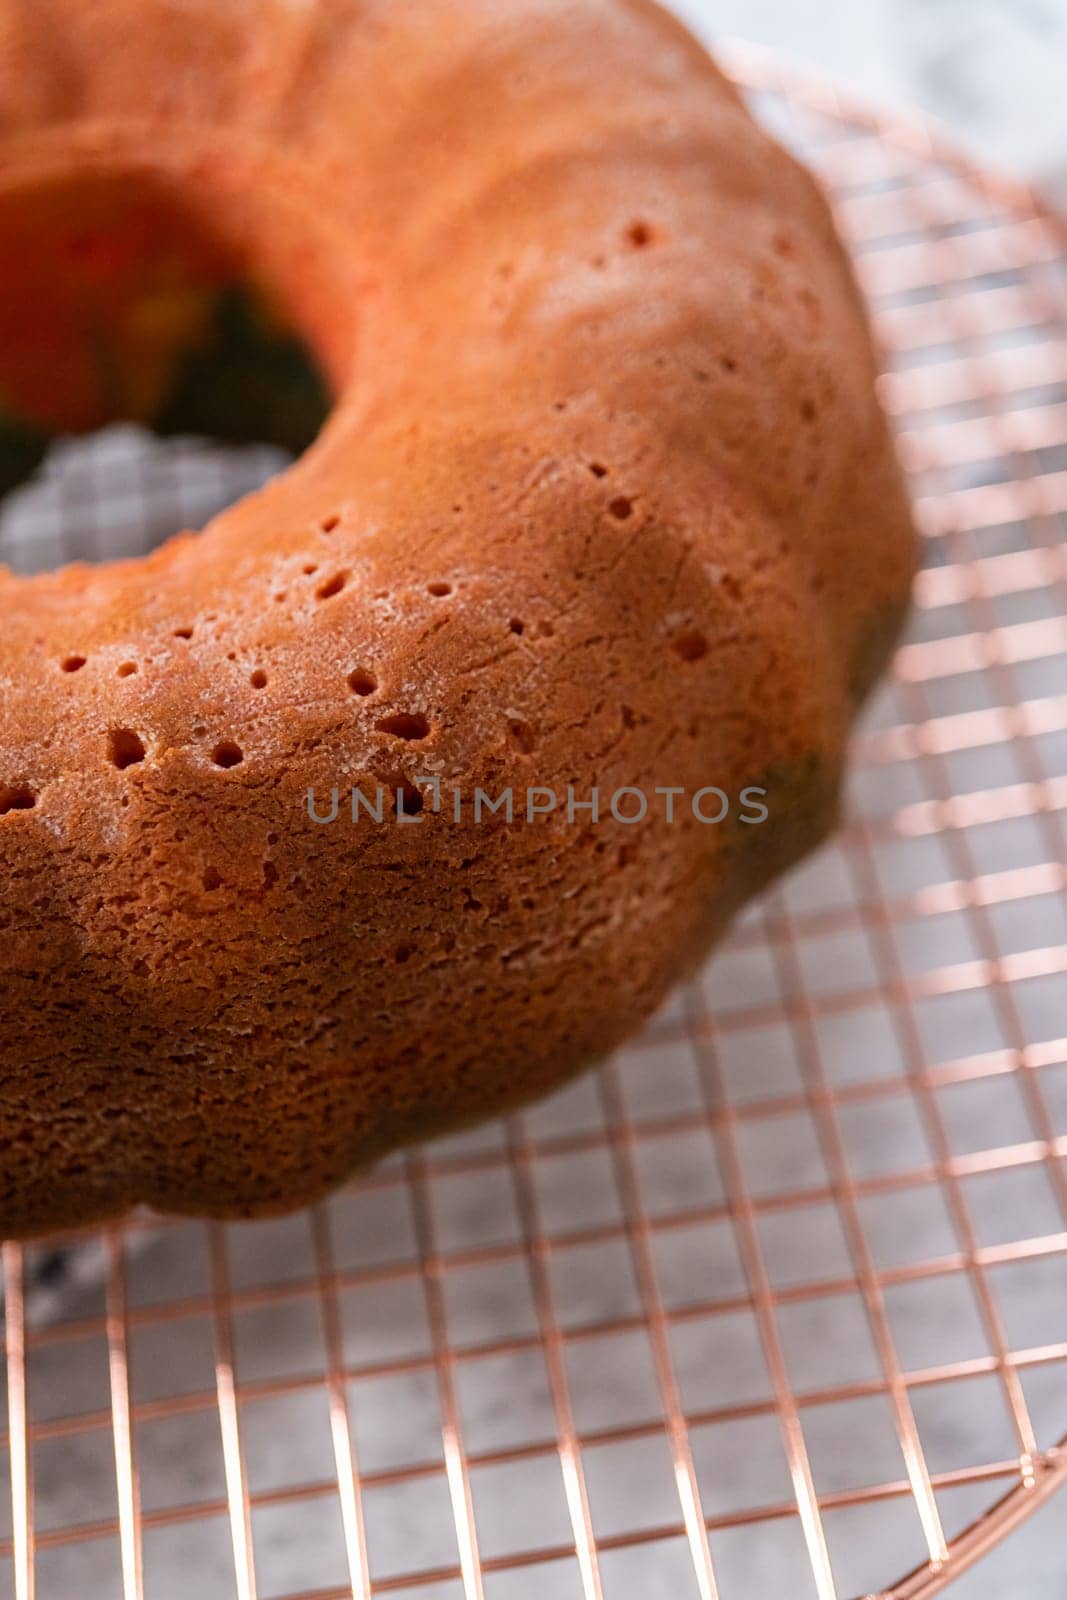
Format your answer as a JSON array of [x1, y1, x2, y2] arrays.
[[672, 0, 1067, 205]]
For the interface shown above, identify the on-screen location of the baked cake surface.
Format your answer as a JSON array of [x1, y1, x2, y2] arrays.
[[0, 0, 916, 1235]]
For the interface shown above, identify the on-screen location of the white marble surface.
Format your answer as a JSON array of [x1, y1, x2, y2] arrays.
[[673, 0, 1067, 203]]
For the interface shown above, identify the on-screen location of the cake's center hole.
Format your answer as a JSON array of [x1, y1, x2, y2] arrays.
[[0, 165, 338, 572]]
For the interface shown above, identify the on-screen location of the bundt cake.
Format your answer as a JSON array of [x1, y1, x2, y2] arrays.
[[0, 0, 916, 1237]]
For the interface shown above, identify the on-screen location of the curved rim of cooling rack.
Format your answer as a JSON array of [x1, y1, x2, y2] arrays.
[[720, 37, 1067, 1600]]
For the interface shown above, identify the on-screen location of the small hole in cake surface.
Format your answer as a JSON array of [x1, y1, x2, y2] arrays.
[[61, 654, 87, 673], [202, 865, 222, 892], [376, 711, 430, 742], [673, 630, 708, 663], [117, 661, 137, 677], [626, 220, 656, 248], [212, 741, 244, 769], [608, 496, 634, 520], [508, 719, 537, 755], [589, 462, 608, 478], [316, 571, 347, 601], [377, 774, 425, 818], [250, 669, 268, 689], [173, 627, 193, 641], [320, 514, 340, 533], [108, 728, 146, 769], [427, 581, 452, 598], [509, 618, 525, 635], [0, 784, 36, 815], [303, 563, 319, 577], [348, 668, 378, 696]]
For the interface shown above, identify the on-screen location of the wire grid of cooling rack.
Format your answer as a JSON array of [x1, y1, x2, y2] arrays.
[[1, 42, 1066, 1600]]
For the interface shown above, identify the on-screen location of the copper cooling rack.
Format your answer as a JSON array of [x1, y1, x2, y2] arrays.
[[1, 42, 1066, 1600]]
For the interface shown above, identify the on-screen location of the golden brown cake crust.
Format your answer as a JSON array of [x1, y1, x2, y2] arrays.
[[0, 0, 917, 1236]]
